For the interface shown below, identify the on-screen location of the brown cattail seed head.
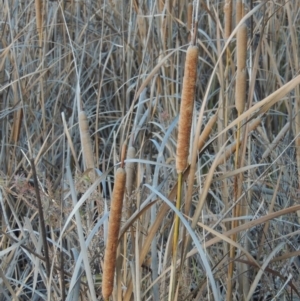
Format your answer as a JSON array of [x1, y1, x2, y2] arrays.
[[235, 69, 246, 114], [236, 23, 247, 70], [102, 168, 126, 300], [176, 46, 198, 173]]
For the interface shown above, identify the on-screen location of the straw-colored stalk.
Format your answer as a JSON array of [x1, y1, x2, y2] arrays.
[[224, 0, 232, 39], [102, 168, 126, 300], [125, 146, 136, 199], [187, 3, 193, 42], [79, 111, 95, 175], [125, 146, 136, 225], [236, 0, 244, 25], [35, 0, 43, 47], [228, 21, 247, 301], [176, 45, 199, 173]]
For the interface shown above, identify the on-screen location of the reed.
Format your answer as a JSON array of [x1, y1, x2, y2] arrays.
[[227, 20, 248, 300]]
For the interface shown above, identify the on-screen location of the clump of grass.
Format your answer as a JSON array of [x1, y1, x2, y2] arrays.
[[2, 1, 300, 300]]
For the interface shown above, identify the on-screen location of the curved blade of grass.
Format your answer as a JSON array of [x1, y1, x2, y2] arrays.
[[66, 165, 97, 301], [59, 168, 111, 240], [67, 212, 109, 299], [144, 184, 220, 301]]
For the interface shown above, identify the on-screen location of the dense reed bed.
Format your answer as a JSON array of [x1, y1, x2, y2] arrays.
[[1, 0, 300, 300]]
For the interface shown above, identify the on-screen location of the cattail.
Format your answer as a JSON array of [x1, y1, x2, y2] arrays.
[[236, 0, 243, 25], [198, 113, 217, 152], [224, 0, 232, 39], [102, 167, 126, 300], [235, 23, 247, 114], [176, 46, 198, 173], [235, 69, 246, 114], [79, 111, 95, 174], [187, 3, 193, 42], [236, 23, 247, 70]]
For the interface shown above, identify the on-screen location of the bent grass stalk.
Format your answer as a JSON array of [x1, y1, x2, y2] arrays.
[[102, 167, 126, 301], [170, 45, 198, 300]]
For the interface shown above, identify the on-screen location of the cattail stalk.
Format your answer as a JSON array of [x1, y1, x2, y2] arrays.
[[187, 3, 193, 42], [236, 0, 244, 25], [35, 0, 43, 47], [224, 0, 232, 39], [125, 146, 136, 204], [102, 167, 126, 300], [228, 21, 248, 301], [125, 146, 136, 248]]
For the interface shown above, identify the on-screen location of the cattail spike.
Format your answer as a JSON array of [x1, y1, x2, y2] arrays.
[[102, 167, 126, 300], [176, 46, 198, 173], [235, 69, 246, 114], [236, 23, 247, 70]]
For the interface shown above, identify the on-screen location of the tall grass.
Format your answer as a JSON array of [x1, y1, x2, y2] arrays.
[[1, 0, 300, 300]]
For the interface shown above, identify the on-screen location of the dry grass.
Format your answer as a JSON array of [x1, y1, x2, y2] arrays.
[[1, 0, 300, 300]]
